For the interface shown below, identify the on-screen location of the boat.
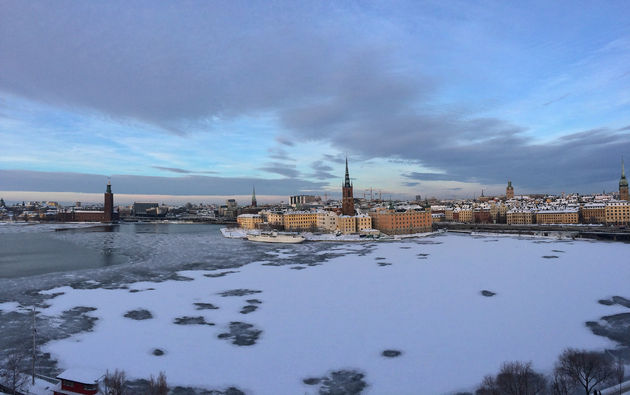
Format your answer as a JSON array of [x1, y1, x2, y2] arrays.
[[246, 231, 305, 244]]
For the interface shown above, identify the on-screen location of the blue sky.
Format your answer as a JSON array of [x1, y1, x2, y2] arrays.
[[1, 1, 629, 201]]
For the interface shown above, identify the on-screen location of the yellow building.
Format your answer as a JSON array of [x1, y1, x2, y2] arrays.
[[337, 215, 357, 234], [283, 211, 318, 231], [268, 211, 284, 226], [237, 214, 262, 229], [457, 208, 473, 223], [580, 203, 606, 224], [605, 201, 630, 225], [355, 214, 372, 232], [444, 208, 454, 221], [535, 210, 579, 224], [506, 210, 535, 225]]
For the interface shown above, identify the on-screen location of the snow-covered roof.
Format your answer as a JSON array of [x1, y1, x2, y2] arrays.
[[237, 214, 261, 218], [57, 368, 104, 384]]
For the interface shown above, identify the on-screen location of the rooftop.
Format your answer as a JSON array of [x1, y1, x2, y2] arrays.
[[57, 368, 104, 384]]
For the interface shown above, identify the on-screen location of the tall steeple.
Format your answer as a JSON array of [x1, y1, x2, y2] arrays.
[[341, 156, 355, 216], [251, 186, 257, 207], [620, 157, 629, 201], [106, 179, 112, 194]]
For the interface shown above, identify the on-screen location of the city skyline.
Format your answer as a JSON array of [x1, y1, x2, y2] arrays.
[[1, 1, 630, 200]]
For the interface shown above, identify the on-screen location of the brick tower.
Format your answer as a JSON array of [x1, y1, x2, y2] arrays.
[[620, 158, 629, 201], [506, 180, 514, 200], [251, 186, 257, 207], [341, 157, 355, 216], [103, 179, 114, 222]]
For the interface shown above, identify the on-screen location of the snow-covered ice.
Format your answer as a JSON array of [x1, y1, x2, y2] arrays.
[[31, 233, 630, 394]]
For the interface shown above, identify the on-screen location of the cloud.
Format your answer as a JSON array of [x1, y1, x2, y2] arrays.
[[0, 169, 324, 196], [152, 166, 191, 174], [267, 147, 294, 161], [310, 160, 336, 180], [401, 181, 420, 187], [0, 2, 388, 135], [2, 2, 628, 195], [402, 172, 455, 182], [258, 162, 300, 178]]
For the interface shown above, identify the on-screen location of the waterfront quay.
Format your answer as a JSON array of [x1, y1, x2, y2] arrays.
[[435, 222, 630, 241]]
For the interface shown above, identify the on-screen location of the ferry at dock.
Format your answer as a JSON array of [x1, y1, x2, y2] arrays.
[[246, 231, 305, 244]]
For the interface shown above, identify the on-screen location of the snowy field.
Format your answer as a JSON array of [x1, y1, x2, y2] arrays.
[[3, 233, 630, 394]]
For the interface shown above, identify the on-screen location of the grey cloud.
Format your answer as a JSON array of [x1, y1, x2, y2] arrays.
[[152, 166, 191, 174], [0, 2, 376, 134], [310, 160, 336, 180], [403, 172, 456, 182], [259, 162, 300, 178], [267, 147, 294, 161], [0, 169, 323, 196], [402, 181, 420, 187], [275, 136, 295, 147], [152, 166, 217, 174]]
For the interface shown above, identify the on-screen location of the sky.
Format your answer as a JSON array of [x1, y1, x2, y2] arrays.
[[1, 0, 630, 202]]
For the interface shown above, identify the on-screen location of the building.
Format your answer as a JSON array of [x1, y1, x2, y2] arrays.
[[132, 202, 159, 216], [369, 209, 432, 235], [506, 209, 535, 225], [605, 201, 630, 225], [580, 203, 606, 224], [57, 181, 117, 222], [237, 213, 262, 229], [261, 210, 284, 228], [536, 209, 579, 224], [251, 186, 257, 207], [506, 181, 514, 199], [473, 209, 492, 223], [355, 213, 372, 232], [54, 369, 102, 395], [337, 215, 357, 234], [103, 180, 113, 222], [620, 159, 629, 201], [289, 195, 320, 206], [317, 210, 338, 232], [455, 208, 473, 223], [283, 211, 318, 231], [341, 158, 355, 216]]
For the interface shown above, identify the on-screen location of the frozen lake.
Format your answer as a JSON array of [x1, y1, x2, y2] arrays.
[[1, 223, 629, 394]]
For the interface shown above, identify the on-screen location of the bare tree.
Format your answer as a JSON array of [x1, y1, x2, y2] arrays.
[[554, 348, 614, 395], [476, 361, 547, 395], [550, 371, 573, 395], [613, 358, 625, 395], [146, 371, 168, 395], [102, 369, 127, 395], [476, 374, 500, 395], [495, 361, 547, 395], [0, 351, 28, 395]]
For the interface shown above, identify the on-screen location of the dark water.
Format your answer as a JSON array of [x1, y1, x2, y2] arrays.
[[0, 222, 345, 303], [0, 223, 221, 279]]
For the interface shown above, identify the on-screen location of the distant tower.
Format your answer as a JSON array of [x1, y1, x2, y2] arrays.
[[103, 179, 114, 222], [620, 158, 629, 201], [341, 157, 355, 216], [506, 180, 514, 199], [251, 186, 257, 207]]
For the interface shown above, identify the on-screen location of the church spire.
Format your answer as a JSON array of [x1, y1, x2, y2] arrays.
[[344, 157, 351, 188]]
